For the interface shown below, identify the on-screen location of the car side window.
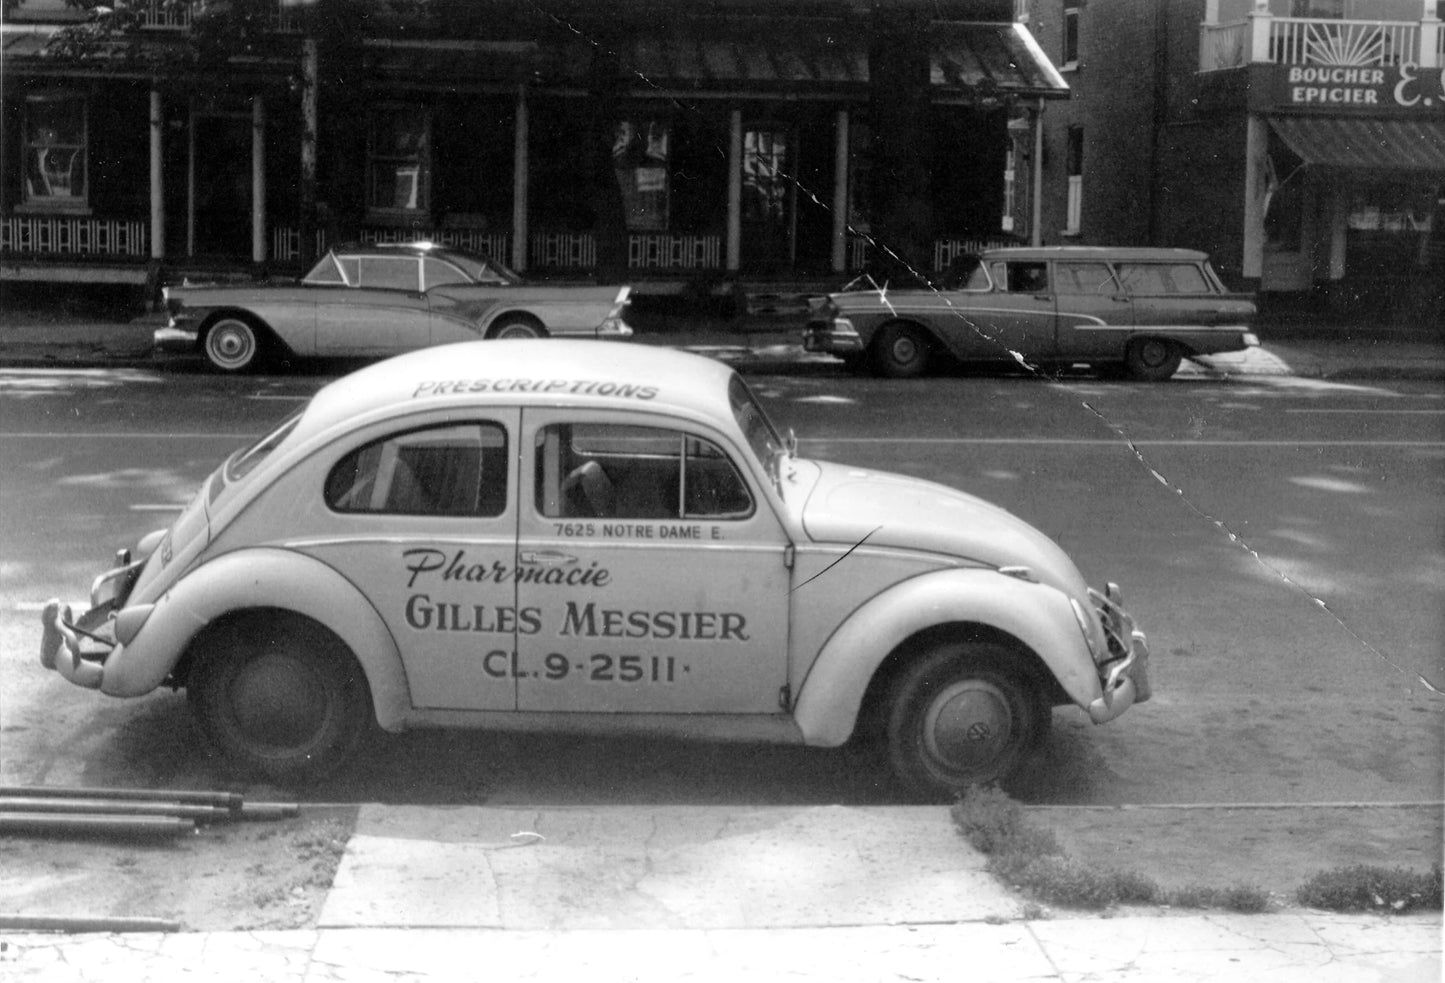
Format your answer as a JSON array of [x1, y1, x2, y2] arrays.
[[1055, 262, 1119, 295], [1116, 262, 1211, 295], [423, 257, 471, 290], [326, 423, 508, 517], [358, 256, 420, 291], [535, 423, 752, 521], [1004, 262, 1049, 293]]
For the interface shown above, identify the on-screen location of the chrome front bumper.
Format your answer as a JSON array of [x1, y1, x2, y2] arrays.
[[1084, 583, 1152, 724]]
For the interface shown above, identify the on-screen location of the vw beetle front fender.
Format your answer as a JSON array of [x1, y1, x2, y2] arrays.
[[792, 568, 1102, 747], [101, 547, 411, 730]]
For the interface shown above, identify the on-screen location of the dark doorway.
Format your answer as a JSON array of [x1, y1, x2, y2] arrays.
[[741, 126, 794, 272], [192, 114, 251, 258]]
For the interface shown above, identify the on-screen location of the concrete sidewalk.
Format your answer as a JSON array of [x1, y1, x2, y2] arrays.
[[0, 314, 1443, 380], [1, 803, 1439, 981]]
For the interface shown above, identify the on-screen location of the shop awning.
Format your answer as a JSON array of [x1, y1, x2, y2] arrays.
[[609, 20, 1068, 99], [1269, 116, 1445, 173]]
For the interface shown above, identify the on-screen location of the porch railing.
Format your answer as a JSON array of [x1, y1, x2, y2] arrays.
[[1201, 15, 1440, 72], [0, 215, 148, 257], [627, 233, 721, 270]]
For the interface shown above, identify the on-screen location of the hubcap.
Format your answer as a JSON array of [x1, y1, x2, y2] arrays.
[[891, 336, 918, 364], [210, 325, 253, 366], [228, 655, 326, 750], [922, 680, 1013, 775], [1139, 340, 1169, 367]]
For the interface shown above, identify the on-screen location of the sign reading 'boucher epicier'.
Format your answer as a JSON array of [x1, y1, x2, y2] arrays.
[[1270, 63, 1445, 114]]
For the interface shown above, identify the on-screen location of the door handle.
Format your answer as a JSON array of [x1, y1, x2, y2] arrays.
[[519, 550, 577, 566]]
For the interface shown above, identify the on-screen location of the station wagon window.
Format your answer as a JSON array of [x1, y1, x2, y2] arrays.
[[327, 423, 508, 517], [1115, 263, 1210, 295], [993, 261, 1049, 293], [1055, 262, 1119, 295], [536, 423, 751, 521], [357, 256, 420, 291]]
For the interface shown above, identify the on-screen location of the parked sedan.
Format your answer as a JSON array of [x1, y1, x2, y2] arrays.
[[156, 242, 633, 372], [804, 246, 1258, 380]]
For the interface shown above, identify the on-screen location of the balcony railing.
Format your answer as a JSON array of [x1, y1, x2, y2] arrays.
[[138, 0, 298, 33], [1201, 14, 1442, 72]]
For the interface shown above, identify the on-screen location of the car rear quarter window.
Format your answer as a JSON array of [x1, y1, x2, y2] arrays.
[[1116, 262, 1211, 295], [423, 257, 471, 290], [326, 423, 509, 517]]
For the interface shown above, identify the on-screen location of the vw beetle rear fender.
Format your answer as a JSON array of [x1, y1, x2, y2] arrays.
[[102, 547, 411, 730], [791, 568, 1102, 747]]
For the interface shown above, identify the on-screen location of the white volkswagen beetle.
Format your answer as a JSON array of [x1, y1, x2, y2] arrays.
[[41, 341, 1149, 798]]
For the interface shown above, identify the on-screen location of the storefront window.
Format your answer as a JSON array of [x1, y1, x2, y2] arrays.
[[743, 129, 789, 223], [613, 119, 671, 231], [1347, 184, 1436, 276], [368, 105, 430, 215], [23, 93, 87, 209]]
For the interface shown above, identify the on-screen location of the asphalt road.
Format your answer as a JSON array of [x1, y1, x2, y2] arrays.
[[2, 363, 1441, 808]]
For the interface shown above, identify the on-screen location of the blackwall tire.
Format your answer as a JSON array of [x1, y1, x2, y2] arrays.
[[187, 611, 372, 785], [203, 316, 266, 373], [1124, 338, 1183, 381], [885, 641, 1045, 800]]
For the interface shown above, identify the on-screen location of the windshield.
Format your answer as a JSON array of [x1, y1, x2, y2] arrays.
[[728, 375, 789, 487]]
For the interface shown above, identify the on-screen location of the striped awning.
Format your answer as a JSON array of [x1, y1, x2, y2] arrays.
[[608, 20, 1068, 99], [1269, 116, 1445, 173]]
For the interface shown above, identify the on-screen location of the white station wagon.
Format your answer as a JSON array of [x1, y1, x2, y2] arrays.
[[41, 341, 1150, 798]]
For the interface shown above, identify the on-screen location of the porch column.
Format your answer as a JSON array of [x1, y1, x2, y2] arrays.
[[831, 109, 849, 273], [252, 95, 267, 264], [1031, 100, 1044, 248], [1327, 187, 1348, 281], [512, 85, 529, 273], [149, 89, 164, 260], [1248, 0, 1271, 64], [727, 109, 742, 271], [1242, 113, 1268, 279], [1421, 0, 1441, 69], [300, 39, 318, 262]]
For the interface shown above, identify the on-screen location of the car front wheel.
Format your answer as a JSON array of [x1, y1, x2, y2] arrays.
[[202, 316, 267, 373], [1124, 338, 1183, 381], [187, 610, 372, 785], [884, 641, 1047, 800], [871, 322, 931, 378]]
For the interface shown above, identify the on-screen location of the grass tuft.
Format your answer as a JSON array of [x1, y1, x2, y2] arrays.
[[1295, 864, 1443, 914]]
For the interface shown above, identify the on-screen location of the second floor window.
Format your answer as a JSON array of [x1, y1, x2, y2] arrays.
[[368, 105, 430, 215], [23, 93, 87, 209], [1062, 0, 1080, 68], [1065, 126, 1084, 236]]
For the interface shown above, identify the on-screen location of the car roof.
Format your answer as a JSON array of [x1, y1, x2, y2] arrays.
[[297, 340, 741, 438], [979, 246, 1209, 262], [328, 241, 468, 261]]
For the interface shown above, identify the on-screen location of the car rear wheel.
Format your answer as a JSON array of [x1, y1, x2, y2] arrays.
[[487, 316, 546, 340], [871, 322, 931, 378], [187, 610, 372, 785], [203, 316, 267, 373], [884, 640, 1047, 800], [1124, 338, 1183, 381]]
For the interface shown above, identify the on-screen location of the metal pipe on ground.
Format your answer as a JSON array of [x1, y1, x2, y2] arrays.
[[0, 812, 194, 838], [0, 797, 231, 822], [0, 785, 243, 810]]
